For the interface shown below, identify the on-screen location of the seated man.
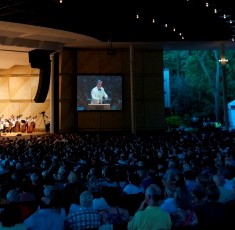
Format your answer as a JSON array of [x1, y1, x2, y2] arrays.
[[127, 184, 172, 230], [23, 190, 65, 230], [65, 190, 101, 230]]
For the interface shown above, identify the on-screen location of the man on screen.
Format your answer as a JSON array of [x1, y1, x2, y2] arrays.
[[91, 80, 108, 104]]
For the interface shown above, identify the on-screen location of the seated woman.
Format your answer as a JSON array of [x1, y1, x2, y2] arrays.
[[170, 186, 198, 229], [99, 186, 130, 229]]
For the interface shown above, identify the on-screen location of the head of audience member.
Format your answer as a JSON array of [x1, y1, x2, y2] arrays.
[[213, 174, 225, 187], [104, 166, 117, 182], [87, 167, 98, 181], [206, 183, 220, 202], [40, 185, 57, 207], [30, 173, 39, 185], [191, 183, 207, 205], [80, 191, 93, 208], [67, 170, 78, 183], [39, 189, 63, 210], [128, 172, 141, 186], [195, 173, 213, 187], [47, 189, 64, 209], [145, 184, 162, 206], [174, 186, 194, 210], [6, 189, 20, 203], [101, 186, 122, 207], [163, 180, 177, 198]]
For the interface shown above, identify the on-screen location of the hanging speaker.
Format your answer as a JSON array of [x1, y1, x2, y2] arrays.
[[34, 61, 51, 103], [28, 49, 52, 103], [29, 49, 51, 68]]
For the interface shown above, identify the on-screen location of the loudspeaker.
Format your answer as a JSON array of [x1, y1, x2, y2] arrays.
[[28, 49, 52, 103], [34, 61, 51, 103], [29, 49, 51, 68]]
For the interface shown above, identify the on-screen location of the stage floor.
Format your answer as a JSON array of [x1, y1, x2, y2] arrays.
[[0, 131, 48, 140]]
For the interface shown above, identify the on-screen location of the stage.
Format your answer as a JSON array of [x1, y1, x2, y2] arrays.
[[0, 131, 48, 140]]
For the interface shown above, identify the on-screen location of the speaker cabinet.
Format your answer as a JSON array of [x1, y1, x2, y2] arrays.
[[34, 62, 51, 103], [28, 49, 52, 103], [29, 49, 51, 68]]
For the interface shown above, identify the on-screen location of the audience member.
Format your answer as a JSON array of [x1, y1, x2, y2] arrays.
[[99, 187, 130, 229], [0, 129, 235, 229], [23, 189, 65, 230], [127, 184, 172, 230], [170, 186, 198, 229], [65, 190, 101, 230], [194, 183, 230, 229], [212, 173, 235, 203]]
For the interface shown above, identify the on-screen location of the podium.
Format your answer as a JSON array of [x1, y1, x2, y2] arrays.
[[88, 104, 110, 110]]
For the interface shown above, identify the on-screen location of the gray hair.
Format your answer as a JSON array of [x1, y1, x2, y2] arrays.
[[80, 190, 93, 207], [145, 184, 162, 202]]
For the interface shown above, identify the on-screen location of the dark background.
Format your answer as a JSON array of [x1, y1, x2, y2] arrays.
[[0, 0, 235, 42]]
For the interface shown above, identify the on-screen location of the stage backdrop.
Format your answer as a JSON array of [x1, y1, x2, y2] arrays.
[[0, 65, 50, 132]]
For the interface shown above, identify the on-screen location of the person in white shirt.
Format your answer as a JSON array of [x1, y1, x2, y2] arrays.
[[91, 80, 108, 104], [123, 172, 145, 195], [23, 190, 65, 230]]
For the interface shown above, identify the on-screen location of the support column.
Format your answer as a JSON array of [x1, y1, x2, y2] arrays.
[[50, 53, 55, 133], [220, 44, 229, 131], [130, 44, 135, 134]]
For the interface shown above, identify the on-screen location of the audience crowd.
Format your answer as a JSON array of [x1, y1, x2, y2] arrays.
[[0, 129, 235, 229]]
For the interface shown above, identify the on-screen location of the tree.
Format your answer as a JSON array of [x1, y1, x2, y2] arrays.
[[164, 49, 235, 125]]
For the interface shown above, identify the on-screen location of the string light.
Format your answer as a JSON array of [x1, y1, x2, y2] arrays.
[[132, 1, 234, 41]]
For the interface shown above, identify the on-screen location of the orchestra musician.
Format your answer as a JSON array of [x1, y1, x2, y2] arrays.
[[4, 119, 11, 132], [0, 115, 4, 132], [27, 116, 37, 133], [0, 114, 38, 134]]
